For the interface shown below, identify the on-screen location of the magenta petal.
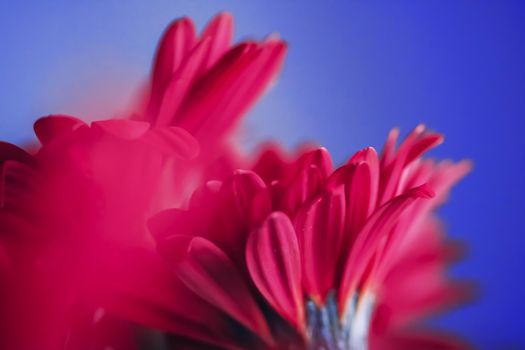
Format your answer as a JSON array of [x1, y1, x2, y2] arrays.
[[33, 115, 86, 145], [295, 147, 333, 180], [200, 12, 234, 70], [91, 119, 150, 140], [218, 170, 266, 233], [148, 208, 190, 241], [173, 42, 257, 134], [156, 38, 212, 126], [85, 243, 239, 349], [371, 330, 471, 350], [0, 142, 33, 164], [225, 169, 266, 213], [178, 40, 287, 143], [280, 165, 323, 218], [167, 235, 273, 345], [249, 187, 273, 226], [246, 212, 304, 332], [379, 125, 443, 205], [339, 184, 434, 313], [381, 127, 400, 166], [406, 132, 444, 165], [141, 126, 199, 159], [0, 160, 35, 210], [345, 163, 376, 239], [295, 187, 345, 304], [252, 144, 290, 183], [151, 17, 196, 99], [348, 146, 380, 211]]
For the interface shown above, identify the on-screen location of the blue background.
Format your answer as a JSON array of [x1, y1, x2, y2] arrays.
[[1, 1, 523, 348]]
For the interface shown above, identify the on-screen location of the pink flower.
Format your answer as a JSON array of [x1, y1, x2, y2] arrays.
[[134, 11, 287, 201], [0, 13, 286, 349], [0, 119, 199, 349], [136, 12, 286, 148], [148, 125, 473, 349]]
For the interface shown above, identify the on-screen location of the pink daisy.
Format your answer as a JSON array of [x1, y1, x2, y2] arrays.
[[0, 13, 285, 349], [147, 125, 473, 349]]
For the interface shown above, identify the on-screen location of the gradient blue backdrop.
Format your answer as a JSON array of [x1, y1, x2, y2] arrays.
[[1, 1, 523, 348]]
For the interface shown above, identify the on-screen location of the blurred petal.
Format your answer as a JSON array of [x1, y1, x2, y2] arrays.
[[246, 212, 304, 331], [166, 235, 273, 345]]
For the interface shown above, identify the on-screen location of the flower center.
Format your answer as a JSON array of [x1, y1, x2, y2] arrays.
[[305, 292, 375, 350]]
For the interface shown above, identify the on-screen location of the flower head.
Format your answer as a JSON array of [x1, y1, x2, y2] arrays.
[[0, 13, 286, 349], [148, 125, 472, 349], [136, 12, 286, 148]]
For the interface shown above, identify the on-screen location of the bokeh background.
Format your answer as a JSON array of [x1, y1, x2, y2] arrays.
[[1, 1, 523, 348]]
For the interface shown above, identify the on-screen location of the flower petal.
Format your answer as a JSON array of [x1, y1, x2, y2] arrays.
[[216, 170, 266, 256], [166, 235, 273, 345], [339, 184, 434, 314], [370, 330, 471, 350], [150, 17, 196, 102], [295, 187, 346, 304], [252, 143, 290, 183], [246, 212, 304, 332], [155, 37, 212, 126], [280, 165, 323, 218], [295, 147, 332, 181], [85, 243, 239, 349], [91, 120, 150, 140], [348, 146, 379, 212], [200, 12, 234, 70], [177, 40, 287, 143], [141, 126, 199, 159], [34, 115, 86, 145], [379, 125, 443, 205]]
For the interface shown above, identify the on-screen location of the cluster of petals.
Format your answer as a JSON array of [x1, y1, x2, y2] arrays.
[[148, 125, 473, 349], [0, 13, 285, 350], [0, 12, 471, 350]]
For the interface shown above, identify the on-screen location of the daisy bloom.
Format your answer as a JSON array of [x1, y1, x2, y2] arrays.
[[148, 125, 473, 349], [0, 13, 285, 350]]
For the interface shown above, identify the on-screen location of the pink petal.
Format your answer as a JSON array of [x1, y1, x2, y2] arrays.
[[84, 243, 238, 349], [380, 280, 474, 329], [345, 147, 380, 240], [427, 160, 472, 205], [294, 147, 333, 181], [200, 12, 234, 70], [155, 38, 212, 126], [150, 17, 196, 103], [0, 142, 33, 164], [406, 132, 444, 165], [249, 186, 273, 226], [380, 127, 400, 166], [166, 235, 273, 345], [141, 126, 199, 159], [379, 125, 442, 205], [33, 115, 86, 145], [295, 187, 346, 304], [246, 212, 304, 332], [280, 165, 323, 218], [209, 171, 267, 263], [91, 120, 150, 140], [251, 143, 290, 183], [348, 147, 379, 208], [338, 184, 434, 313], [177, 40, 287, 143], [224, 169, 266, 214], [370, 330, 471, 350], [148, 208, 190, 241], [174, 42, 257, 133], [346, 162, 377, 238], [0, 160, 35, 210]]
